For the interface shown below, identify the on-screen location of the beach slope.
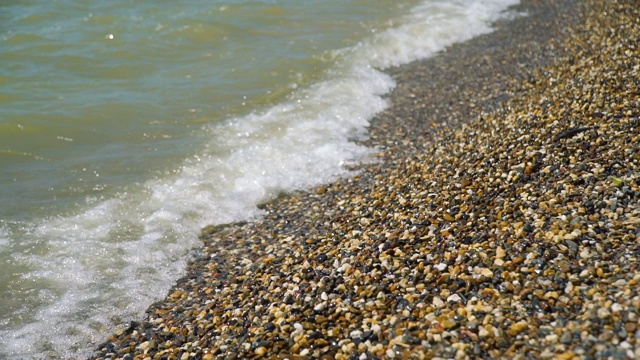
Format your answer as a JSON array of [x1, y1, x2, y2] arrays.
[[93, 0, 640, 358]]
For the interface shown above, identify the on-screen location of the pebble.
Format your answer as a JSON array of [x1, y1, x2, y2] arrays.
[[433, 296, 445, 309], [447, 294, 462, 303], [91, 0, 640, 359], [434, 263, 448, 271], [598, 307, 611, 319], [560, 332, 573, 344], [480, 268, 494, 278]]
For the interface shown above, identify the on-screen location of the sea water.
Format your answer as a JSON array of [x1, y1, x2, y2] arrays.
[[0, 0, 520, 357]]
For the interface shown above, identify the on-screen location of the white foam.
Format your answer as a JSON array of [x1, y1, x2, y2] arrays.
[[349, 0, 520, 69], [0, 0, 520, 357]]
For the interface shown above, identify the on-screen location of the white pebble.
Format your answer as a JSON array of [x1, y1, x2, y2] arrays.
[[579, 269, 590, 277], [564, 282, 574, 294], [478, 327, 489, 337], [597, 307, 611, 319], [435, 263, 448, 271], [386, 348, 396, 358], [433, 296, 445, 308], [545, 334, 558, 343]]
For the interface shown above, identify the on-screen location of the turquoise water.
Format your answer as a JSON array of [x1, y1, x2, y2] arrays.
[[0, 0, 520, 358]]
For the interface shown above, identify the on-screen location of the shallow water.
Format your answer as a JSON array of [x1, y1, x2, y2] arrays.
[[0, 0, 520, 357]]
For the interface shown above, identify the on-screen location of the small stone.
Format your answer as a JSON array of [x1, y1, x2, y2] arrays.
[[315, 253, 328, 262], [170, 290, 183, 299], [255, 347, 267, 356], [496, 247, 506, 259], [565, 240, 578, 252], [478, 327, 490, 338], [433, 296, 445, 308], [402, 334, 422, 345], [600, 330, 614, 341], [386, 348, 396, 358], [508, 321, 528, 336], [307, 331, 324, 340], [597, 307, 611, 319], [480, 268, 494, 278], [556, 352, 576, 360], [625, 322, 637, 333], [545, 334, 559, 343], [580, 249, 591, 259], [544, 291, 559, 300], [560, 332, 572, 344], [440, 319, 456, 329], [435, 263, 448, 271], [618, 329, 628, 339]]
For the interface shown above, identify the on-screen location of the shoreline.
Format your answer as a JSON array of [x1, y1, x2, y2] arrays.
[[93, 0, 640, 359]]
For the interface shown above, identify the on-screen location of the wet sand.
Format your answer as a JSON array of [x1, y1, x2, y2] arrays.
[[93, 0, 640, 358]]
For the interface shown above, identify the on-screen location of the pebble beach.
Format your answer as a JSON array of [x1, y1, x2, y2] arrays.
[[93, 0, 640, 359]]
